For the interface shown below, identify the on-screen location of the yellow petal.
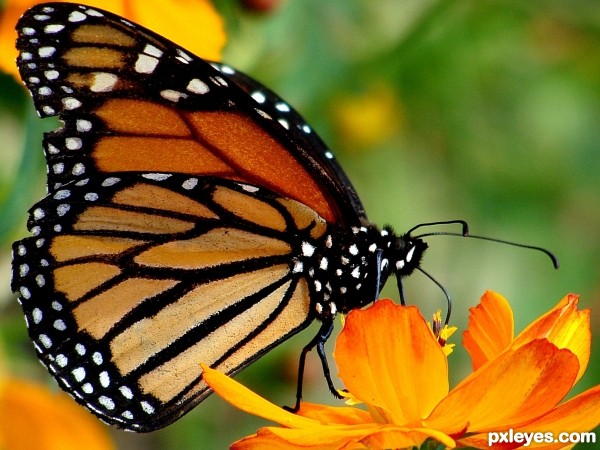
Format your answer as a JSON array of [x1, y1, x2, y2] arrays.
[[127, 0, 225, 61], [427, 339, 579, 434], [0, 377, 114, 450], [513, 294, 590, 383], [200, 364, 319, 429], [463, 290, 514, 370], [334, 300, 449, 425]]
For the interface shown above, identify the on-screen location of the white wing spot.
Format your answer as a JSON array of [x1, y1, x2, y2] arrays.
[[82, 383, 94, 394], [34, 14, 50, 21], [21, 52, 32, 60], [36, 274, 46, 286], [32, 308, 42, 324], [176, 49, 192, 62], [143, 44, 163, 58], [92, 352, 103, 365], [22, 27, 36, 35], [76, 119, 92, 132], [19, 263, 29, 276], [42, 105, 55, 115], [33, 208, 45, 219], [53, 162, 64, 174], [142, 173, 171, 181], [251, 91, 266, 104], [72, 163, 86, 175], [218, 64, 235, 75], [63, 97, 82, 110], [56, 354, 68, 367], [75, 343, 86, 355], [66, 137, 82, 150], [54, 319, 67, 331], [135, 54, 159, 74], [186, 78, 210, 94], [102, 177, 121, 187], [45, 70, 59, 80], [182, 178, 198, 190], [68, 11, 87, 22], [85, 8, 104, 17], [278, 118, 290, 129], [29, 76, 40, 84], [119, 386, 134, 399], [90, 72, 118, 92], [275, 102, 291, 112], [57, 204, 71, 216], [239, 183, 259, 193], [38, 46, 56, 57], [19, 286, 31, 299], [84, 192, 99, 201], [140, 401, 155, 414], [99, 371, 110, 388], [255, 109, 272, 120], [39, 334, 52, 348], [98, 396, 115, 410], [160, 89, 187, 102], [44, 24, 65, 34], [53, 189, 71, 200], [301, 241, 316, 257]]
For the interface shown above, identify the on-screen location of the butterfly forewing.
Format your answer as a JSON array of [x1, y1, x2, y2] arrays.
[[16, 3, 364, 225], [12, 173, 326, 430]]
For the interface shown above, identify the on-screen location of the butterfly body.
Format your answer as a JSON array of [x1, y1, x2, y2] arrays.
[[12, 3, 428, 431]]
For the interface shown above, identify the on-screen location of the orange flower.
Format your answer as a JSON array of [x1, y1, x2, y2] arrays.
[[202, 291, 600, 449], [0, 0, 226, 79], [0, 343, 114, 450]]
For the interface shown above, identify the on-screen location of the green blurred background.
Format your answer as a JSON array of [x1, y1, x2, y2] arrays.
[[0, 0, 599, 448]]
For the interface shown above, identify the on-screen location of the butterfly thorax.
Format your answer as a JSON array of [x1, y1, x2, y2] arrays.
[[295, 224, 427, 318]]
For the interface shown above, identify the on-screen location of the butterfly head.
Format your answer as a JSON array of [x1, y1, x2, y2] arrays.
[[391, 231, 428, 278]]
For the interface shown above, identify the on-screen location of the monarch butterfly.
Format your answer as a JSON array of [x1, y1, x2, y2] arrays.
[[10, 2, 557, 433]]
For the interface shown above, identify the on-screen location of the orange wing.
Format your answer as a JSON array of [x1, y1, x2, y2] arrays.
[[16, 3, 365, 225], [12, 172, 328, 430]]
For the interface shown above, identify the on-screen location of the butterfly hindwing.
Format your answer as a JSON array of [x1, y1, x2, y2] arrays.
[[16, 2, 364, 225], [11, 172, 329, 430]]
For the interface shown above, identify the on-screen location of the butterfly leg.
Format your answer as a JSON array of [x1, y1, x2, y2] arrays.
[[286, 318, 342, 412]]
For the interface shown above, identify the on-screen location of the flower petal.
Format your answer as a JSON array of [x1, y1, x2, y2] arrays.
[[515, 384, 600, 437], [334, 300, 449, 425], [463, 290, 514, 370], [201, 364, 319, 429], [513, 294, 590, 383], [427, 339, 579, 434], [296, 402, 372, 425], [0, 377, 114, 450], [233, 423, 455, 450]]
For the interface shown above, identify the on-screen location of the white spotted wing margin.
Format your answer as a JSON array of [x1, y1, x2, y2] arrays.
[[11, 173, 328, 431]]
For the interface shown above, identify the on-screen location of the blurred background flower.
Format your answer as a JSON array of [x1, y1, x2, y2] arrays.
[[0, 0, 598, 448]]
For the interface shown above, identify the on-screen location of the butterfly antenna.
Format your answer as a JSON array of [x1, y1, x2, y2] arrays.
[[416, 266, 452, 325], [415, 230, 560, 269]]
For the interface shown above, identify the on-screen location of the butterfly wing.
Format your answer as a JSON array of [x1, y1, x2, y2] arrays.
[[12, 172, 329, 430], [15, 3, 365, 226]]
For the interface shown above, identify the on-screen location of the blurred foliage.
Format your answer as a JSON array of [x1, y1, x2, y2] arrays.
[[0, 0, 599, 448]]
